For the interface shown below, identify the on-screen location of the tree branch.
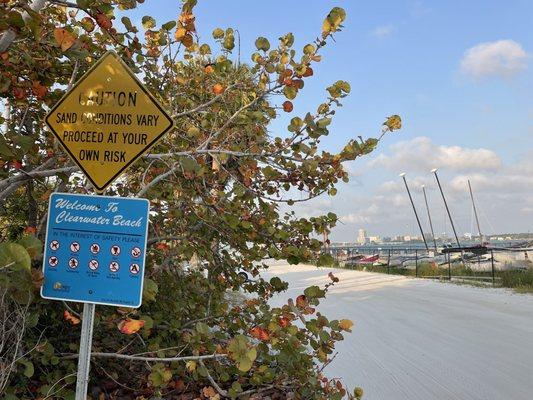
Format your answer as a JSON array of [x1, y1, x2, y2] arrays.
[[199, 359, 228, 397], [171, 83, 243, 119], [61, 352, 227, 362], [0, 0, 47, 52], [0, 165, 78, 201], [147, 235, 184, 245], [136, 162, 180, 197], [197, 89, 271, 150]]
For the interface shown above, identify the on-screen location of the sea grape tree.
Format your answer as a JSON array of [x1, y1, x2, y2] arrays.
[[0, 1, 400, 398]]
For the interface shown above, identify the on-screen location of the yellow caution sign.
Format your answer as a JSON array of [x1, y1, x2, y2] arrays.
[[45, 51, 174, 193]]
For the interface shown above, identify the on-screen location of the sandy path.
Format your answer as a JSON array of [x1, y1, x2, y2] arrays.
[[263, 263, 533, 400]]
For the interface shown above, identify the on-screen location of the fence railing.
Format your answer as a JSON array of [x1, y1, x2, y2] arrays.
[[323, 246, 532, 290]]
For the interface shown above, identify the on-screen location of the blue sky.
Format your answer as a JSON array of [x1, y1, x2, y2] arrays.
[[130, 1, 533, 240]]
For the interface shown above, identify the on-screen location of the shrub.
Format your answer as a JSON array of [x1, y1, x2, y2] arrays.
[[0, 1, 400, 398]]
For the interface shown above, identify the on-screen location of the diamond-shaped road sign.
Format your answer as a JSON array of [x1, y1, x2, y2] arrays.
[[45, 51, 174, 193]]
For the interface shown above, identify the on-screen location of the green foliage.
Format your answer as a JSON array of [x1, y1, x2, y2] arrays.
[[149, 363, 173, 387], [228, 335, 257, 372], [142, 278, 159, 302], [343, 260, 533, 293], [0, 242, 31, 271], [255, 37, 270, 52], [322, 7, 347, 38], [142, 15, 156, 29]]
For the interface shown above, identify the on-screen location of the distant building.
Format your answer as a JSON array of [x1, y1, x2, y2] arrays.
[[368, 236, 381, 244], [357, 229, 368, 245]]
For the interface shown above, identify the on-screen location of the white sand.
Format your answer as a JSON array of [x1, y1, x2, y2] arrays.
[[264, 263, 533, 400]]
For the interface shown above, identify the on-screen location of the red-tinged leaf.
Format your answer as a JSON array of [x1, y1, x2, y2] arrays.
[[303, 67, 314, 77], [250, 326, 270, 341], [155, 243, 169, 251], [13, 87, 26, 100], [295, 294, 308, 308], [64, 310, 80, 325], [53, 28, 75, 52], [328, 272, 339, 283], [174, 379, 185, 391], [282, 100, 293, 112], [31, 80, 47, 99], [278, 316, 290, 328], [118, 318, 145, 335], [95, 13, 112, 30], [24, 226, 37, 234]]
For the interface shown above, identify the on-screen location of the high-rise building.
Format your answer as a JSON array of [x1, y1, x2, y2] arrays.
[[357, 229, 367, 245]]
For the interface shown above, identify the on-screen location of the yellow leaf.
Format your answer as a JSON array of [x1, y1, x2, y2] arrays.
[[384, 115, 402, 131], [53, 28, 75, 52], [185, 360, 197, 372], [322, 7, 346, 38], [118, 318, 145, 335], [339, 319, 354, 332], [212, 156, 220, 171], [174, 27, 187, 41]]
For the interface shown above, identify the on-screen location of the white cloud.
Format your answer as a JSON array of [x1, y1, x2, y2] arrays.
[[332, 146, 531, 239], [460, 40, 528, 80], [449, 173, 533, 194], [341, 204, 382, 225], [368, 136, 501, 173], [370, 25, 395, 39], [287, 141, 531, 240]]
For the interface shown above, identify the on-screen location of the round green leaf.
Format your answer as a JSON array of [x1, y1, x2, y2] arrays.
[[255, 37, 270, 52], [141, 16, 156, 29], [0, 243, 31, 271], [283, 86, 297, 100]]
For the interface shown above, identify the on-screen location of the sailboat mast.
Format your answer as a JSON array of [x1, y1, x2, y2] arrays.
[[431, 169, 461, 248], [468, 179, 483, 245], [422, 185, 438, 252], [400, 173, 429, 251]]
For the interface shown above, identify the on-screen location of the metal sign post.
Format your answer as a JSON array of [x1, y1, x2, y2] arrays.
[[75, 303, 95, 399]]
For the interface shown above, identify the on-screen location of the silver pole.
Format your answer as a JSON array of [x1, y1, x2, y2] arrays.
[[400, 173, 429, 251], [76, 303, 95, 399], [431, 169, 461, 248], [468, 179, 483, 245], [422, 185, 438, 252]]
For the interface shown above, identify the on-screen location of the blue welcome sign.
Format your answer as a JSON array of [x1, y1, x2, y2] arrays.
[[41, 193, 149, 307]]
